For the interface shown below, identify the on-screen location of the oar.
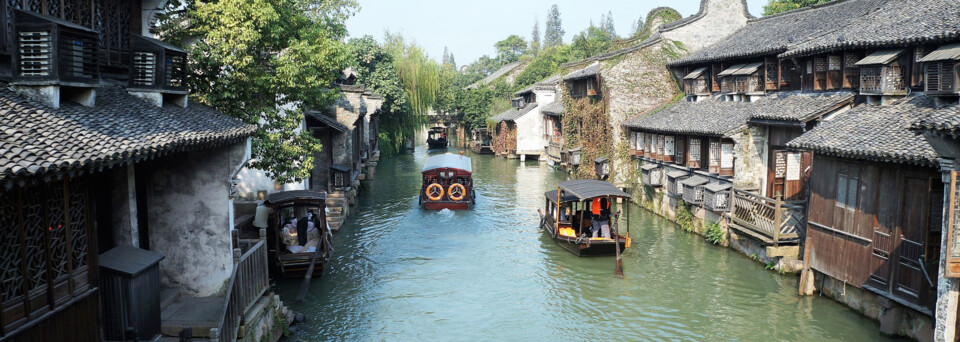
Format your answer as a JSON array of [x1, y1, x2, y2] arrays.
[[296, 228, 330, 303], [613, 211, 624, 278]]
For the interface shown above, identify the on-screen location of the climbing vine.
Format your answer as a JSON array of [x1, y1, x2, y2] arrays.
[[491, 121, 517, 156], [676, 200, 694, 232], [704, 221, 724, 245], [561, 85, 612, 180]]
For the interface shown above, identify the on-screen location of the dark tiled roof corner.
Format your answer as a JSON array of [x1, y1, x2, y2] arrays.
[[501, 102, 539, 122], [0, 83, 256, 186], [782, 0, 960, 59], [622, 96, 752, 137], [910, 101, 960, 135], [669, 0, 884, 67], [749, 91, 856, 122], [541, 101, 564, 117], [563, 63, 600, 81], [788, 95, 941, 165]]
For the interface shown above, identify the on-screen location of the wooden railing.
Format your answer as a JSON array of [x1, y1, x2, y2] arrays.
[[211, 229, 270, 342], [730, 189, 805, 244], [546, 141, 562, 160]]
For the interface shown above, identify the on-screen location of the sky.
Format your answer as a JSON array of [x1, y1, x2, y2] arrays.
[[344, 0, 768, 66]]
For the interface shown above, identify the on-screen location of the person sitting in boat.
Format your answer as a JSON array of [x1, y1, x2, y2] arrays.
[[589, 198, 611, 239], [281, 215, 321, 253]]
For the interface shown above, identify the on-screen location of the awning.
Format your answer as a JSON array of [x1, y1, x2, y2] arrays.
[[305, 111, 348, 132], [680, 175, 709, 187], [331, 164, 351, 172], [704, 183, 732, 192], [557, 179, 631, 201], [541, 101, 564, 117], [919, 44, 960, 62], [683, 67, 708, 80], [717, 62, 762, 77], [641, 164, 660, 171], [855, 49, 904, 66], [666, 170, 689, 179]]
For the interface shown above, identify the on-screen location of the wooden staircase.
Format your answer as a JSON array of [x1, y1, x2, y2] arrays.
[[326, 191, 347, 232]]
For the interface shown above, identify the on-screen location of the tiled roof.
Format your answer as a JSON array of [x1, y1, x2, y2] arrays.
[[514, 75, 560, 96], [305, 110, 348, 132], [338, 84, 365, 93], [0, 83, 256, 186], [498, 102, 539, 122], [910, 101, 960, 135], [465, 61, 524, 90], [541, 101, 564, 117], [788, 95, 941, 165], [781, 0, 960, 59], [749, 91, 856, 122], [622, 97, 752, 137], [564, 62, 600, 81], [669, 0, 884, 67]]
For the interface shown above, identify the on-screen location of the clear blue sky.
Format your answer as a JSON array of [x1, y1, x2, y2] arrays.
[[345, 0, 768, 66]]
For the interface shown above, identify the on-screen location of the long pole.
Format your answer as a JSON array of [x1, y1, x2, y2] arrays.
[[613, 200, 624, 278]]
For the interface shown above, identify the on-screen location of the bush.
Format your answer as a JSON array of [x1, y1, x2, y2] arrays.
[[704, 221, 724, 245], [676, 200, 694, 232]]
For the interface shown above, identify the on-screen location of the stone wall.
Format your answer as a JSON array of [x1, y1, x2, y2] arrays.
[[659, 0, 752, 53], [332, 91, 366, 168], [146, 140, 248, 296], [731, 126, 765, 189]]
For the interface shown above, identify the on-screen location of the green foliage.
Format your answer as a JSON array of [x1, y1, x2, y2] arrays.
[[495, 35, 528, 64], [676, 200, 694, 232], [630, 7, 682, 42], [763, 0, 836, 15], [543, 5, 564, 48], [162, 0, 355, 183], [513, 46, 571, 89], [569, 24, 615, 61], [704, 221, 724, 245], [273, 310, 291, 337]]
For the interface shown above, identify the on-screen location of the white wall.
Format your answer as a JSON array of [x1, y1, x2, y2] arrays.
[[515, 90, 556, 154]]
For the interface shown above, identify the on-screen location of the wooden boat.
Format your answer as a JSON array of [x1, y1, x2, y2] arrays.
[[420, 153, 475, 210], [426, 126, 449, 150], [538, 180, 632, 257], [260, 190, 333, 278], [470, 128, 494, 154]]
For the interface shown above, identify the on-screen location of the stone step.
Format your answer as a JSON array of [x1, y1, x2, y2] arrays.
[[160, 296, 224, 338], [159, 287, 180, 311]]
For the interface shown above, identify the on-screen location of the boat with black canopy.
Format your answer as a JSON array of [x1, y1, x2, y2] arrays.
[[426, 126, 448, 150], [538, 180, 632, 257], [256, 190, 333, 278], [420, 153, 475, 210]]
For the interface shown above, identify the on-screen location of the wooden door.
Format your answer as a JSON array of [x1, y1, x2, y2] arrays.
[[894, 176, 931, 303], [869, 168, 900, 290], [768, 150, 787, 198]]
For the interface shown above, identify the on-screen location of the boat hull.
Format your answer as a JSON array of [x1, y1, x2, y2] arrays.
[[540, 219, 627, 257], [272, 252, 328, 278], [422, 200, 470, 210], [427, 140, 448, 150]]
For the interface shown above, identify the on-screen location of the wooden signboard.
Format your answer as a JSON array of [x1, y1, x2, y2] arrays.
[[948, 171, 960, 277]]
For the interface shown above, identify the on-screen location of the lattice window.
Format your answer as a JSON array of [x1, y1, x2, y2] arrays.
[[18, 30, 52, 77], [45, 184, 68, 280], [844, 53, 860, 69], [689, 138, 701, 163], [69, 181, 88, 269], [166, 55, 186, 88], [828, 55, 842, 71], [806, 60, 813, 74], [815, 57, 827, 72], [0, 194, 23, 304], [766, 63, 778, 83], [21, 189, 47, 293], [709, 141, 720, 167]]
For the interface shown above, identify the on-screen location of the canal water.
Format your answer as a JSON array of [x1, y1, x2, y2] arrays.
[[277, 144, 904, 341]]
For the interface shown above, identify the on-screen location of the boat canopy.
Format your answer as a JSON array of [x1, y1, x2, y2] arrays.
[[544, 190, 580, 204], [557, 179, 631, 201], [266, 190, 326, 205], [422, 153, 472, 173]]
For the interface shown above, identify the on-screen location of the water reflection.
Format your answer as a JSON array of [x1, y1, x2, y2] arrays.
[[276, 142, 904, 341]]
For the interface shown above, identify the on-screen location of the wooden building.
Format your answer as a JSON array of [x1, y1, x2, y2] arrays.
[[562, 62, 601, 100]]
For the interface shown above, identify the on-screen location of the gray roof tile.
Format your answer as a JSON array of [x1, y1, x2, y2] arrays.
[[788, 95, 941, 165], [564, 62, 600, 81], [0, 83, 256, 185], [495, 102, 539, 122], [622, 96, 752, 137], [749, 91, 856, 122], [541, 101, 564, 117], [670, 0, 884, 67], [782, 0, 960, 59]]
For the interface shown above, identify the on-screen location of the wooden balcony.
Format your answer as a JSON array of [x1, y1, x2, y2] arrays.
[[729, 189, 805, 245]]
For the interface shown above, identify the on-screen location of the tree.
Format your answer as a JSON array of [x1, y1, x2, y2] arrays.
[[165, 0, 355, 183], [442, 46, 451, 66], [543, 5, 564, 48], [530, 19, 541, 57], [495, 35, 528, 64], [569, 24, 614, 60], [763, 0, 835, 15], [448, 53, 456, 69], [631, 15, 644, 37], [604, 11, 616, 38], [513, 45, 571, 88]]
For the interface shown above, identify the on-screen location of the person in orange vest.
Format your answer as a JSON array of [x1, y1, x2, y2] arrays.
[[590, 197, 611, 238]]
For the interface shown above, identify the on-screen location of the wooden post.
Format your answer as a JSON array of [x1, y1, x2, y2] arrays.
[[233, 248, 242, 264], [232, 229, 240, 250], [774, 195, 782, 246], [259, 228, 267, 242]]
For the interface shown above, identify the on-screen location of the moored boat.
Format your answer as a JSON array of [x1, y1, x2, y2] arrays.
[[539, 180, 632, 257], [258, 190, 333, 278], [426, 126, 449, 150], [420, 153, 475, 210], [470, 127, 494, 154]]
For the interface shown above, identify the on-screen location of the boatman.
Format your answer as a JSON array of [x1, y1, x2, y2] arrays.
[[590, 198, 611, 239]]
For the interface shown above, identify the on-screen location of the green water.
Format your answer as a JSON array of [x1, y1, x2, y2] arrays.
[[276, 145, 904, 342]]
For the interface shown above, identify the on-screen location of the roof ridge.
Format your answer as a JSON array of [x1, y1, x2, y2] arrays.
[[746, 0, 865, 23]]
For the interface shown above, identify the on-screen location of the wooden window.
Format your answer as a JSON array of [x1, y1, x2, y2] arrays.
[[664, 136, 675, 163], [720, 142, 734, 177], [925, 61, 958, 94], [814, 56, 828, 91], [0, 178, 93, 333], [688, 137, 701, 169], [827, 55, 843, 89], [843, 52, 861, 88], [711, 64, 722, 92], [913, 47, 927, 87], [835, 164, 860, 233], [674, 136, 685, 166], [708, 139, 721, 174], [765, 58, 779, 90], [657, 135, 666, 161]]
